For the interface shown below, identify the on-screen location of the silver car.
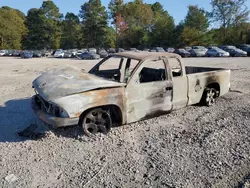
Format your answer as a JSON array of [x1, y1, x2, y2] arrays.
[[80, 52, 100, 59], [220, 46, 247, 57], [206, 47, 229, 57], [189, 46, 208, 57], [0, 50, 6, 56]]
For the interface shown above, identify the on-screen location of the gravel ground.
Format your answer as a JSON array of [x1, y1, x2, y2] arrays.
[[0, 56, 250, 188]]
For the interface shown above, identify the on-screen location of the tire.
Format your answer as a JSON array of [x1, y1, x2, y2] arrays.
[[201, 88, 218, 107], [82, 108, 112, 137]]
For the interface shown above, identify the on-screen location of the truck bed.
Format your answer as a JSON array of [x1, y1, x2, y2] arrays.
[[184, 66, 230, 106], [185, 66, 226, 74]]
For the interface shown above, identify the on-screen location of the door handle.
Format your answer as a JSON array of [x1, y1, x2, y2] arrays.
[[166, 87, 173, 91]]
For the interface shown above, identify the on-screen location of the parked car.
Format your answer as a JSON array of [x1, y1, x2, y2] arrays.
[[71, 49, 78, 57], [142, 48, 150, 52], [237, 44, 250, 56], [98, 49, 108, 58], [0, 50, 6, 56], [192, 46, 208, 50], [13, 50, 21, 56], [220, 45, 247, 57], [33, 50, 43, 58], [205, 47, 230, 57], [151, 47, 165, 52], [64, 50, 73, 58], [42, 50, 51, 57], [167, 48, 175, 53], [189, 46, 208, 57], [76, 50, 84, 57], [228, 48, 247, 57], [117, 48, 125, 52], [184, 46, 192, 51], [88, 48, 97, 54], [80, 52, 100, 59], [108, 48, 116, 54], [54, 49, 64, 58], [128, 48, 138, 52], [21, 51, 33, 58], [5, 50, 14, 56], [219, 45, 236, 51], [32, 51, 230, 137], [174, 48, 190, 57]]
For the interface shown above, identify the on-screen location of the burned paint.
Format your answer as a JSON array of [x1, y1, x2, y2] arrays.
[[31, 52, 230, 129]]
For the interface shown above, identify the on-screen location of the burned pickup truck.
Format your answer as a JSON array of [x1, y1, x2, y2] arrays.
[[32, 52, 230, 136]]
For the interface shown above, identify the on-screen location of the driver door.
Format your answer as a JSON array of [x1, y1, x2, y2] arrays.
[[125, 57, 173, 123]]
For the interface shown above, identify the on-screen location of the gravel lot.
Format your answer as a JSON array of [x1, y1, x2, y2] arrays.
[[0, 56, 250, 188]]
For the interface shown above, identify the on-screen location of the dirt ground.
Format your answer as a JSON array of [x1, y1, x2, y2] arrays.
[[0, 56, 250, 188]]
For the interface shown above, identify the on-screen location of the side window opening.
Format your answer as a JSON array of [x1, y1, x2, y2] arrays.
[[139, 60, 166, 83], [168, 58, 182, 77]]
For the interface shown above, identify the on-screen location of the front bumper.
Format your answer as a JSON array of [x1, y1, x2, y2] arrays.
[[31, 96, 79, 128]]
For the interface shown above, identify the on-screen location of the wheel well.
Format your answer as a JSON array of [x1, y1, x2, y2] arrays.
[[79, 105, 123, 127], [206, 82, 220, 95]]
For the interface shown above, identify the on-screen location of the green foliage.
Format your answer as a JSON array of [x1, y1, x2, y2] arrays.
[[184, 5, 209, 32], [211, 0, 249, 28], [117, 0, 153, 48], [0, 6, 26, 49], [104, 27, 116, 48], [210, 0, 250, 44], [60, 13, 81, 49], [108, 0, 123, 24], [181, 27, 201, 46], [79, 0, 108, 48], [23, 9, 46, 49], [181, 5, 211, 46], [150, 3, 175, 47], [173, 22, 185, 47], [41, 1, 60, 19], [23, 1, 61, 50], [1, 0, 250, 50]]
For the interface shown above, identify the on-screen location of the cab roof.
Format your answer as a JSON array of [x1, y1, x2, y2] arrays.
[[114, 51, 181, 61]]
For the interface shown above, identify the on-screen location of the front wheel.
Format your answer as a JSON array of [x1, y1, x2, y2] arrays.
[[201, 88, 218, 106], [82, 108, 112, 137]]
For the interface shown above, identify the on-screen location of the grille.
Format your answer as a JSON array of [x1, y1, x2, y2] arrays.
[[35, 95, 60, 117]]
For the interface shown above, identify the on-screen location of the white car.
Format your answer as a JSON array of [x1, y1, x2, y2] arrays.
[[206, 48, 230, 57], [54, 49, 64, 58], [0, 50, 6, 56]]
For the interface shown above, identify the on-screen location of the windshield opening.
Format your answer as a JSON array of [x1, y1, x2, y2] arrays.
[[89, 56, 139, 83]]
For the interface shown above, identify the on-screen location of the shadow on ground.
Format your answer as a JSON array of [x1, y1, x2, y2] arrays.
[[0, 98, 87, 142], [0, 98, 44, 142]]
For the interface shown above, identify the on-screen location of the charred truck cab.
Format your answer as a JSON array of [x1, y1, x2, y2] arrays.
[[32, 52, 230, 136]]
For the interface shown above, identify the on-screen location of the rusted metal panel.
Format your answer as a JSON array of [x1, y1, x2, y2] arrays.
[[33, 65, 126, 102], [187, 69, 231, 105], [54, 87, 125, 120], [125, 58, 173, 123], [32, 52, 231, 129], [167, 57, 189, 110]]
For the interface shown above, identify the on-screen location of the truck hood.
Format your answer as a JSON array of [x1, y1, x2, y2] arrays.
[[33, 65, 126, 101]]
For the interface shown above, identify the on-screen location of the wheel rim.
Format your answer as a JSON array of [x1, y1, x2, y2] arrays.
[[83, 109, 112, 136], [206, 88, 216, 106]]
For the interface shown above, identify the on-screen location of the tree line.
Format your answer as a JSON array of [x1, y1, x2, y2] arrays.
[[0, 0, 249, 50]]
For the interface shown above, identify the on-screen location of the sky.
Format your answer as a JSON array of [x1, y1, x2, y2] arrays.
[[0, 0, 249, 24]]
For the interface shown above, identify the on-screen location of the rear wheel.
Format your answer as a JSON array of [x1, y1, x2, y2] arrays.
[[82, 108, 112, 137], [201, 88, 218, 106]]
